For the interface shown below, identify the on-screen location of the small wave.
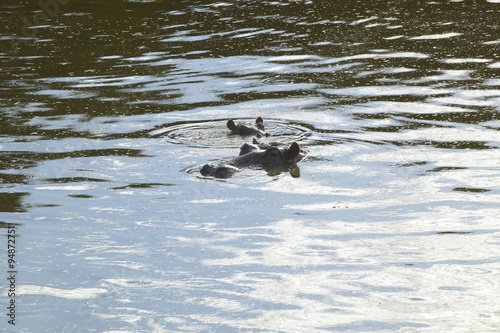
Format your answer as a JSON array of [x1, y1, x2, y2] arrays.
[[150, 119, 311, 148]]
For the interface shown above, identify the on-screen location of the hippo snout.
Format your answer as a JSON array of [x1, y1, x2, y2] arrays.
[[200, 164, 239, 179]]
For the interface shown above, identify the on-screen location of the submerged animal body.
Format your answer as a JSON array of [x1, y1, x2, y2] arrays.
[[226, 117, 269, 137], [200, 142, 306, 178], [239, 138, 284, 156]]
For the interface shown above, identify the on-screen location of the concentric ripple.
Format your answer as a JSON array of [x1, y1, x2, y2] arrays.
[[149, 119, 312, 148]]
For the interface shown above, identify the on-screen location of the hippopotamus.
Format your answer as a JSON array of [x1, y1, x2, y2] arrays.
[[200, 142, 307, 178], [239, 138, 285, 156], [226, 117, 270, 137]]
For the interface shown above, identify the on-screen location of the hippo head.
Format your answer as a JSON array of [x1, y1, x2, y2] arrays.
[[262, 142, 305, 166], [200, 164, 239, 179], [226, 117, 268, 137], [200, 141, 306, 179]]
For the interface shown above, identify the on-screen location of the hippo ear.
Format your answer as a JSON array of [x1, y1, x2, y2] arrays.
[[256, 116, 264, 124], [289, 142, 301, 158], [252, 137, 260, 144], [227, 119, 236, 131]]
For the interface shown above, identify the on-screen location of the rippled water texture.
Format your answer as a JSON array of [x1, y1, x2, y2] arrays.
[[1, 0, 500, 332]]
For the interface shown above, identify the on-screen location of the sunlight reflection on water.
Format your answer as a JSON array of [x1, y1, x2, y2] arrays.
[[1, 0, 500, 332]]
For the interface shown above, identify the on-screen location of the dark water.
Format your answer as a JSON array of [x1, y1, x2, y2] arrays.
[[1, 0, 500, 332]]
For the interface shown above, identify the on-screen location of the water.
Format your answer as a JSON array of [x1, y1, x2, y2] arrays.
[[1, 0, 500, 332]]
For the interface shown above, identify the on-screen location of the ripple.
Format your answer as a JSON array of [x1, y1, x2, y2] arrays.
[[33, 89, 97, 99], [441, 58, 491, 64], [410, 32, 463, 40], [150, 119, 311, 148], [320, 85, 453, 97]]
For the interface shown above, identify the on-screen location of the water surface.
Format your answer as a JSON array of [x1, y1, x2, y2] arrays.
[[1, 0, 500, 332]]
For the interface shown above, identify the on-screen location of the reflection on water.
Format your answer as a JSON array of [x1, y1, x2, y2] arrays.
[[1, 0, 500, 332]]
